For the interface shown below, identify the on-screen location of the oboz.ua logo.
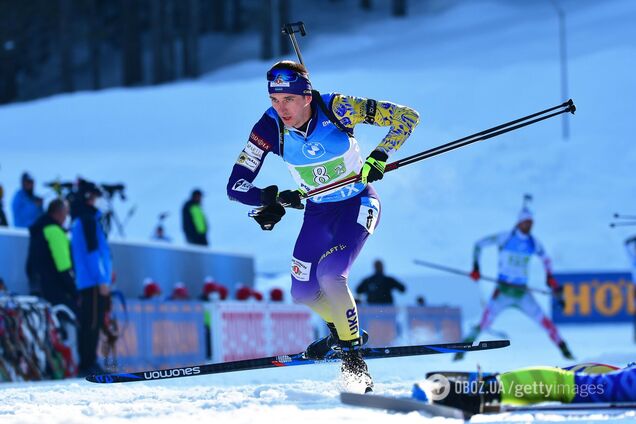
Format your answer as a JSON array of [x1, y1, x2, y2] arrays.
[[144, 366, 201, 380], [425, 373, 451, 400], [302, 142, 326, 159]]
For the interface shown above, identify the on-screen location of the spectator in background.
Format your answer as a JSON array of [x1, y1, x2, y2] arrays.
[[356, 260, 406, 305], [151, 212, 171, 242], [71, 183, 112, 376], [140, 278, 161, 299], [12, 172, 43, 228], [415, 295, 426, 307], [169, 282, 190, 300], [151, 224, 171, 242], [0, 183, 8, 226], [0, 277, 7, 295], [26, 199, 76, 310], [182, 189, 208, 246]]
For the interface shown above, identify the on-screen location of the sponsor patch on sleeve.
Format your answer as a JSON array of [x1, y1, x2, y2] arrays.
[[244, 142, 265, 159], [249, 131, 272, 151], [232, 179, 254, 193], [291, 257, 312, 282], [236, 152, 260, 172]]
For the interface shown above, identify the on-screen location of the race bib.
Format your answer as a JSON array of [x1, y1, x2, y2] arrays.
[[357, 197, 380, 234]]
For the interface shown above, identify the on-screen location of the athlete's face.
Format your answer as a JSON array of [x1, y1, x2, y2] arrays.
[[269, 93, 312, 129], [518, 219, 533, 234]]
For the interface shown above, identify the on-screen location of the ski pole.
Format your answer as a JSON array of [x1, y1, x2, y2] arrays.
[[302, 99, 576, 200], [282, 22, 307, 66], [413, 259, 553, 295], [614, 213, 636, 220], [609, 221, 636, 228]]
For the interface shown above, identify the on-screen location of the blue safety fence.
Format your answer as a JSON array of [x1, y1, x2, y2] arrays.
[[99, 299, 206, 371]]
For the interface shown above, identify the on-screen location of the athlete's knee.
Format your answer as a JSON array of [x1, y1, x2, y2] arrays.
[[316, 269, 348, 295], [290, 279, 319, 305]]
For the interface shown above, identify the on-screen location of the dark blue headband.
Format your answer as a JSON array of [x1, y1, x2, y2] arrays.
[[267, 69, 312, 95]]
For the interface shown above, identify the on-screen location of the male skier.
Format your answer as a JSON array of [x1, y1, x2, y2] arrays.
[[415, 362, 636, 415], [226, 60, 419, 391], [454, 207, 573, 361]]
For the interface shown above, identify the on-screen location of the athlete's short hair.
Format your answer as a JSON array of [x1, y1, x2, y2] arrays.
[[268, 60, 309, 78]]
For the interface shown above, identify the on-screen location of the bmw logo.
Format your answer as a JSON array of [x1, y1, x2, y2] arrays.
[[302, 142, 326, 159]]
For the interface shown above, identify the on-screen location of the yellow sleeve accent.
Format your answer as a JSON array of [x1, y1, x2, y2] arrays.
[[331, 94, 420, 156]]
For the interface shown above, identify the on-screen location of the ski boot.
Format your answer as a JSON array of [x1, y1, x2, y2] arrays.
[[339, 337, 374, 393], [304, 323, 339, 359], [558, 341, 574, 360], [304, 323, 369, 359]]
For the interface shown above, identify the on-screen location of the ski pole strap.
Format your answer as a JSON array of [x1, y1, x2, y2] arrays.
[[312, 90, 353, 135]]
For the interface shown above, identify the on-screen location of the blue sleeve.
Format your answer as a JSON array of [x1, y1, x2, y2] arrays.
[[11, 191, 28, 227], [73, 216, 110, 285], [97, 226, 112, 284], [226, 112, 280, 206], [11, 190, 42, 228], [11, 191, 23, 226]]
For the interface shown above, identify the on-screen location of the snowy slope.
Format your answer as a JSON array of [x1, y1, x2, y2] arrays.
[[1, 0, 635, 294], [1, 1, 636, 422]]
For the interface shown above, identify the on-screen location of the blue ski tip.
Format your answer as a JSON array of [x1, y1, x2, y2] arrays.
[[86, 373, 141, 383]]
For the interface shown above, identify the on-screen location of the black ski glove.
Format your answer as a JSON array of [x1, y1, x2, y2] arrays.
[[360, 150, 388, 184], [277, 189, 305, 210], [252, 185, 285, 231], [552, 286, 566, 310], [253, 203, 286, 231], [260, 185, 279, 206]]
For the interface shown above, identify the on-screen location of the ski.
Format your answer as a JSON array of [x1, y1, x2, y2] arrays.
[[340, 392, 467, 418], [86, 339, 509, 384], [425, 370, 498, 381], [496, 402, 636, 413], [340, 392, 636, 419]]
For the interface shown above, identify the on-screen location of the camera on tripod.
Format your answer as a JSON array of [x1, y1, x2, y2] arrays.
[[45, 177, 133, 237], [45, 180, 74, 197], [100, 183, 126, 201]]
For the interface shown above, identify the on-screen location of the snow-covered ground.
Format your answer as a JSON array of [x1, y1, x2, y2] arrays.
[[1, 0, 635, 422], [1, 320, 633, 423]]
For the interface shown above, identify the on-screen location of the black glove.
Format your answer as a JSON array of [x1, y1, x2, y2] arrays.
[[253, 185, 285, 231], [552, 286, 566, 310], [253, 203, 286, 231], [277, 189, 305, 210], [260, 185, 279, 206], [360, 150, 388, 184]]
